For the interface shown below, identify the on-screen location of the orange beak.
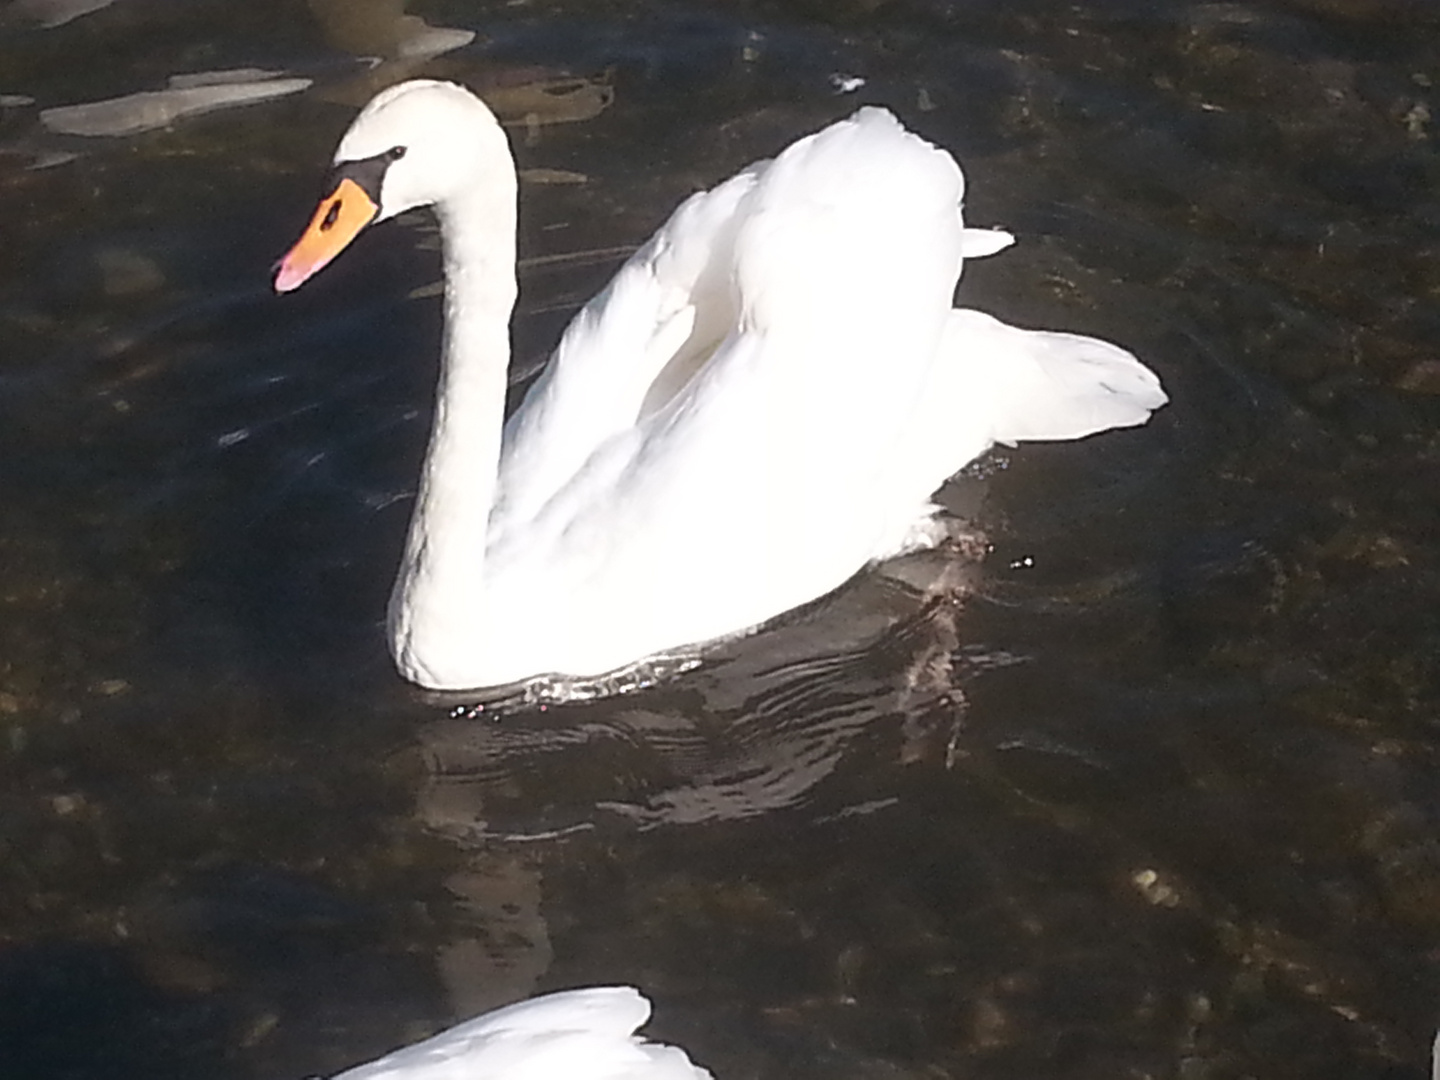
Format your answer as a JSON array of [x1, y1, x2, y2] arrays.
[[274, 177, 380, 293]]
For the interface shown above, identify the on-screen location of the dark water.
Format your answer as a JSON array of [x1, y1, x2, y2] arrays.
[[2, 0, 1439, 1077]]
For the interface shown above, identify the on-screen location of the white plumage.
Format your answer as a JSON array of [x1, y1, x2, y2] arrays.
[[276, 80, 1167, 691], [328, 987, 711, 1080]]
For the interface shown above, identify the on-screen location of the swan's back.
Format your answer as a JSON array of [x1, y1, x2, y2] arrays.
[[331, 987, 712, 1080]]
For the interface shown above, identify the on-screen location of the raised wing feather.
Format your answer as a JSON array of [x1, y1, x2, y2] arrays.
[[493, 165, 759, 529]]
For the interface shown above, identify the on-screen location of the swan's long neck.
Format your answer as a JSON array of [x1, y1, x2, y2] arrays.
[[388, 131, 518, 689]]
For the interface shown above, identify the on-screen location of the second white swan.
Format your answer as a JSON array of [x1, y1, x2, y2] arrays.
[[326, 985, 711, 1080], [275, 80, 1166, 692]]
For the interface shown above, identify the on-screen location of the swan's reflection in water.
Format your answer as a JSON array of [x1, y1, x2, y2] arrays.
[[408, 541, 1012, 1020], [414, 539, 1003, 842], [433, 854, 554, 1018]]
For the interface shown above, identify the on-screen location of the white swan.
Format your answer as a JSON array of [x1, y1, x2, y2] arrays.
[[275, 80, 1167, 692], [325, 986, 711, 1080]]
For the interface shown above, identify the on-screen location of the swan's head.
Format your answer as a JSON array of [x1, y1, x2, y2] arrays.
[[275, 80, 506, 293]]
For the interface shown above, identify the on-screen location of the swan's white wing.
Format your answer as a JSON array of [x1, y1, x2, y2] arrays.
[[331, 987, 712, 1080], [493, 164, 760, 529], [494, 107, 997, 537]]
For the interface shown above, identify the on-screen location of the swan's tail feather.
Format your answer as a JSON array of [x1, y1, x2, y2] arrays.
[[942, 308, 1167, 445], [959, 227, 1015, 259]]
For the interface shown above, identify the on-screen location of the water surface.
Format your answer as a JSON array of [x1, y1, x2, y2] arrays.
[[1, 1, 1439, 1078]]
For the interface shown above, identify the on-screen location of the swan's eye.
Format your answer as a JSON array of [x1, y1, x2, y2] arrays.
[[386, 146, 407, 162], [321, 200, 342, 231]]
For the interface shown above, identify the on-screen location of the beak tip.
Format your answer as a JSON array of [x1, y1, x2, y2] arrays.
[[273, 259, 309, 294], [273, 178, 378, 296]]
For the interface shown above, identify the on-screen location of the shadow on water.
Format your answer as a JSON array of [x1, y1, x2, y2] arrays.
[[2, 0, 1440, 1078]]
